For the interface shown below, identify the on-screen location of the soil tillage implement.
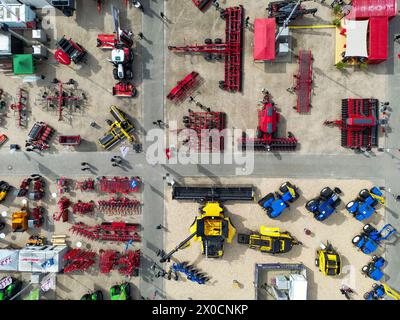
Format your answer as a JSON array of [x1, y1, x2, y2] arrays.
[[179, 111, 226, 152], [26, 122, 54, 151], [172, 262, 210, 285], [63, 249, 97, 273], [169, 6, 244, 92], [97, 197, 141, 215], [97, 176, 140, 194], [99, 249, 140, 276], [76, 179, 95, 192], [30, 206, 45, 228], [53, 197, 70, 222], [324, 99, 380, 150], [38, 80, 86, 122], [10, 88, 28, 128], [70, 222, 141, 242], [240, 93, 298, 152], [97, 5, 137, 98], [267, 0, 318, 25], [294, 50, 313, 114], [73, 201, 95, 215], [167, 72, 201, 104], [56, 177, 71, 195]]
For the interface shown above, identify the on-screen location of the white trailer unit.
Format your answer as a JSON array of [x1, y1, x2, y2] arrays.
[[18, 245, 68, 273]]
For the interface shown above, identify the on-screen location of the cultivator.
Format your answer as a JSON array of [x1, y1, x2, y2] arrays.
[[53, 197, 70, 222], [97, 177, 140, 194], [179, 111, 226, 152], [15, 179, 31, 198], [324, 99, 379, 149], [294, 50, 313, 114], [99, 249, 140, 276], [192, 0, 213, 11], [39, 81, 85, 121], [26, 122, 54, 151], [30, 206, 45, 228], [70, 222, 141, 242], [29, 177, 45, 201], [168, 6, 243, 92], [240, 94, 298, 151], [72, 201, 95, 215], [76, 179, 95, 192], [167, 72, 200, 103], [56, 177, 71, 195], [63, 249, 96, 273], [97, 198, 141, 215], [10, 88, 28, 128]]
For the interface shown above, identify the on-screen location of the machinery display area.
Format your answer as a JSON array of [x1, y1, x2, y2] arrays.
[[0, 0, 399, 306]]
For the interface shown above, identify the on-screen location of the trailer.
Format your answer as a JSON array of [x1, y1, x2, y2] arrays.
[[324, 99, 379, 149], [168, 6, 243, 92], [294, 50, 313, 114], [58, 135, 81, 146], [240, 93, 298, 151], [167, 72, 200, 103]]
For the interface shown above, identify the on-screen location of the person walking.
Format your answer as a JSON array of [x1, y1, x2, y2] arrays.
[[138, 32, 144, 40]]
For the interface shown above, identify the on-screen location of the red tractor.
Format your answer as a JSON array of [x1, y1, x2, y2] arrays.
[[240, 93, 298, 151], [97, 5, 137, 97], [192, 0, 213, 11], [55, 36, 87, 66]]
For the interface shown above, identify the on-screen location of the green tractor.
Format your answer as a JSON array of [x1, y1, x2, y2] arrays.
[[0, 277, 22, 300], [110, 282, 131, 300]]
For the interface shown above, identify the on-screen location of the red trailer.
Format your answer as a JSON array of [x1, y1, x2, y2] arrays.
[[168, 6, 244, 92], [59, 135, 81, 146], [167, 72, 200, 103], [294, 50, 313, 114], [240, 94, 298, 151], [324, 98, 379, 149]]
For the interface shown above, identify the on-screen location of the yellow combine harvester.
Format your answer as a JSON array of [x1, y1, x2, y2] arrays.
[[159, 185, 255, 262], [238, 226, 301, 254], [315, 242, 342, 276]]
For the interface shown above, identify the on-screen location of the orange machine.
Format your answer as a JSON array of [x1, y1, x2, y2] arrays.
[[12, 209, 29, 232]]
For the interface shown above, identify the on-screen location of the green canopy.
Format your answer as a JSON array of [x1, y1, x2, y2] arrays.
[[13, 54, 35, 75]]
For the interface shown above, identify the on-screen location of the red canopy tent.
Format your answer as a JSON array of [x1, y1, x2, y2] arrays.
[[368, 17, 389, 63], [254, 18, 276, 61], [350, 0, 396, 19]]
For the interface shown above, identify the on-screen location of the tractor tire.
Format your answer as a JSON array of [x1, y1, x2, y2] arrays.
[[372, 255, 379, 262], [131, 87, 138, 98], [214, 54, 223, 61], [305, 199, 318, 213], [333, 197, 341, 208], [129, 50, 134, 63], [113, 68, 119, 80], [334, 187, 342, 194], [315, 259, 319, 267], [220, 10, 227, 19], [352, 235, 361, 245], [363, 293, 371, 300], [204, 53, 213, 61], [125, 69, 133, 80], [359, 189, 370, 199], [219, 81, 226, 90], [346, 201, 355, 213], [361, 266, 369, 274], [266, 207, 274, 218], [214, 38, 223, 44], [320, 187, 333, 200], [363, 224, 376, 235], [97, 291, 104, 300], [279, 182, 289, 194], [205, 38, 213, 45]]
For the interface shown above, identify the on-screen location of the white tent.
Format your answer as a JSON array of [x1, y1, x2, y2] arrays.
[[0, 249, 19, 271], [344, 19, 369, 58]]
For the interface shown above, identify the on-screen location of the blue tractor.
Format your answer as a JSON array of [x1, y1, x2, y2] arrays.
[[364, 283, 400, 300], [345, 186, 385, 221], [305, 187, 342, 221], [361, 256, 386, 281], [258, 182, 300, 219], [352, 223, 397, 255]]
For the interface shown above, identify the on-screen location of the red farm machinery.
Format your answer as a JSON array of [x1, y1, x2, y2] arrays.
[[59, 135, 81, 146], [97, 176, 140, 194], [10, 88, 28, 128], [26, 122, 55, 151], [98, 197, 141, 215], [63, 249, 96, 273], [179, 111, 226, 152], [324, 99, 380, 150], [99, 249, 140, 276], [168, 6, 244, 92], [240, 93, 298, 151], [55, 36, 87, 66], [294, 50, 313, 114], [192, 0, 213, 11], [167, 72, 200, 103], [70, 222, 141, 242], [97, 5, 137, 98]]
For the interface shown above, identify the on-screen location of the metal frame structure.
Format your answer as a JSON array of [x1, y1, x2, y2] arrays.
[[10, 88, 28, 128], [97, 176, 140, 194], [167, 72, 200, 103], [70, 222, 141, 242], [63, 249, 96, 273], [294, 50, 313, 113], [168, 6, 243, 92]]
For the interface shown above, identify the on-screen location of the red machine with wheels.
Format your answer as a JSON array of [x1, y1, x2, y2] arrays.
[[192, 0, 213, 11], [59, 135, 81, 146], [70, 222, 141, 242], [324, 99, 379, 149], [113, 82, 137, 97], [169, 6, 244, 92], [55, 37, 87, 65], [240, 94, 298, 151], [98, 177, 140, 194], [63, 249, 96, 273], [167, 72, 200, 103], [294, 50, 313, 114]]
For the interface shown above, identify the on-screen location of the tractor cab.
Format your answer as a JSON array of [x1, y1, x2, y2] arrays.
[[258, 181, 300, 218], [346, 187, 384, 221], [238, 226, 301, 254], [315, 242, 342, 276], [352, 223, 397, 255], [190, 202, 236, 258], [305, 187, 342, 221]]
